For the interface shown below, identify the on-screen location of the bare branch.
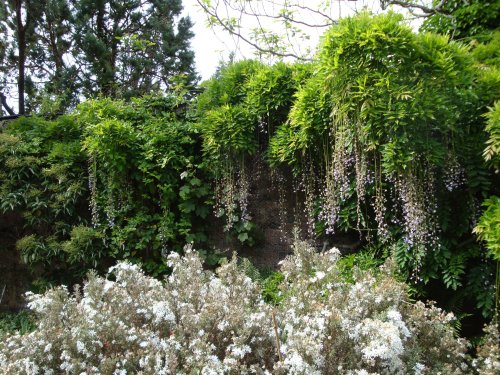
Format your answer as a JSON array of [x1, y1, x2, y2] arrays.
[[195, 0, 312, 61], [224, 0, 333, 28], [381, 0, 451, 16]]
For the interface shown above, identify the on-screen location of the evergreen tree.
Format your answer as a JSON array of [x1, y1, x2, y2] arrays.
[[0, 0, 42, 114], [28, 0, 77, 111], [73, 0, 197, 98], [0, 0, 197, 114]]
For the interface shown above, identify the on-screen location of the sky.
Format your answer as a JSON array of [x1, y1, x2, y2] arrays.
[[182, 0, 378, 81], [181, 0, 423, 82]]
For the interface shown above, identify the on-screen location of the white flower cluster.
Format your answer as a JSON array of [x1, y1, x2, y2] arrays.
[[472, 322, 500, 375], [275, 241, 469, 374], [0, 242, 477, 374]]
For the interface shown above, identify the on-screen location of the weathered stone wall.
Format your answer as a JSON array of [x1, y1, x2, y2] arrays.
[[207, 157, 361, 269], [0, 212, 30, 312]]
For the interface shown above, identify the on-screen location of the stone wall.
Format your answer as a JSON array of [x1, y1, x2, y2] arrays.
[[0, 212, 30, 312], [207, 157, 362, 269]]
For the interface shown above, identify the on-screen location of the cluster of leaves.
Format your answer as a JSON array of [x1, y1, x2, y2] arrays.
[[196, 60, 310, 167], [0, 115, 90, 281], [0, 311, 35, 339], [422, 0, 500, 41], [265, 11, 498, 318], [474, 196, 500, 261], [0, 95, 212, 282], [4, 242, 497, 374]]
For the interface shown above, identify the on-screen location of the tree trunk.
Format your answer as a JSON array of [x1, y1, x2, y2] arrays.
[[0, 92, 15, 116], [15, 0, 26, 115]]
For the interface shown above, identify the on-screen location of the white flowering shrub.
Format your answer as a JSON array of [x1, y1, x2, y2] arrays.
[[0, 242, 479, 374], [472, 322, 500, 375], [275, 241, 469, 374]]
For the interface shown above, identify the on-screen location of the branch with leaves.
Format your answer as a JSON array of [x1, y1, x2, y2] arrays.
[[195, 0, 341, 61], [195, 0, 460, 60]]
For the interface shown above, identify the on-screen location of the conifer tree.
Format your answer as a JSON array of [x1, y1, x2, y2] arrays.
[[73, 0, 197, 98], [0, 0, 197, 114], [0, 0, 42, 114]]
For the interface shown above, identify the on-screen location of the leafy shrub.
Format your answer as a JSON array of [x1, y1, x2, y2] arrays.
[[267, 11, 497, 317], [0, 94, 213, 282], [78, 95, 212, 275], [483, 101, 500, 173], [0, 115, 89, 281], [474, 196, 500, 260], [0, 311, 35, 339], [1, 241, 484, 374]]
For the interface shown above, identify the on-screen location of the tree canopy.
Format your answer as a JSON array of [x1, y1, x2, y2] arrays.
[[0, 0, 198, 115]]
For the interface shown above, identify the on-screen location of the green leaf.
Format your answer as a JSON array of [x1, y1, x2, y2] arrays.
[[238, 232, 249, 243]]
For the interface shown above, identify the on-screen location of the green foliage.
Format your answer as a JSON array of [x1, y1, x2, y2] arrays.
[[319, 11, 474, 173], [474, 196, 500, 260], [270, 10, 481, 182], [422, 0, 500, 41], [0, 311, 35, 339], [261, 271, 285, 305], [197, 60, 308, 168], [472, 31, 500, 68], [76, 95, 211, 275], [0, 94, 212, 282], [73, 0, 198, 97], [232, 219, 257, 246], [483, 102, 500, 172], [201, 104, 258, 162], [269, 72, 331, 169], [196, 60, 263, 111], [336, 249, 385, 284], [61, 226, 104, 267], [0, 115, 88, 277]]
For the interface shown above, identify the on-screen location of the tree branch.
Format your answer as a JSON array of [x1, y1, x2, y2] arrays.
[[0, 92, 16, 116], [382, 0, 452, 16], [195, 0, 312, 61]]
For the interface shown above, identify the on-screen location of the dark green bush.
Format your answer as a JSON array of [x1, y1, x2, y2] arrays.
[[0, 95, 212, 282]]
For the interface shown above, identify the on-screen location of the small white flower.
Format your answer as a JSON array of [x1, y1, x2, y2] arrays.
[[76, 341, 86, 354]]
